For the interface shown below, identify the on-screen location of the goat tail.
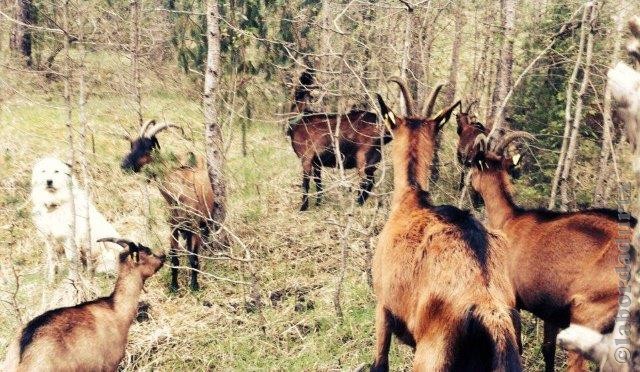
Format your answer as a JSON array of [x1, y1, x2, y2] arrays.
[[466, 304, 522, 372]]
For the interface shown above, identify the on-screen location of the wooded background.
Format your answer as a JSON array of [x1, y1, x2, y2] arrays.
[[1, 0, 639, 369]]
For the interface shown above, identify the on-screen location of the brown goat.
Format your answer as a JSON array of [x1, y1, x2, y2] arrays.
[[121, 120, 214, 291], [2, 238, 164, 372], [456, 117, 636, 372], [371, 82, 521, 371], [286, 70, 392, 210]]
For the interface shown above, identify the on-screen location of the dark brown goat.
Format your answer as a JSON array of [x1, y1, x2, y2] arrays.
[[371, 83, 521, 371], [121, 120, 214, 291], [286, 70, 392, 210], [456, 117, 635, 372], [2, 238, 164, 372]]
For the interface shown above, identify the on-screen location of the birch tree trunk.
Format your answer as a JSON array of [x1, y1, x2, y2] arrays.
[[130, 0, 143, 126], [548, 3, 590, 209], [559, 2, 598, 211], [204, 0, 227, 243], [594, 10, 625, 206], [445, 4, 464, 105]]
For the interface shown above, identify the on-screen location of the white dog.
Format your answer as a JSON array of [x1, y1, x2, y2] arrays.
[[31, 157, 122, 279]]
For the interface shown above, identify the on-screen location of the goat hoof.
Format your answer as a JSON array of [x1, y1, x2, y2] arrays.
[[190, 283, 201, 292], [169, 283, 179, 293], [299, 204, 309, 212]]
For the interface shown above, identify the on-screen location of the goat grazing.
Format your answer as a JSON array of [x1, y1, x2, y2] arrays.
[[456, 116, 635, 372], [371, 83, 521, 371], [286, 69, 392, 211], [2, 238, 165, 372], [121, 120, 214, 291]]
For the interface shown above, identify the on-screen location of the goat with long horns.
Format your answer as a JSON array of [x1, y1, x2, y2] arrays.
[[121, 120, 215, 291], [456, 116, 636, 372], [370, 81, 521, 371]]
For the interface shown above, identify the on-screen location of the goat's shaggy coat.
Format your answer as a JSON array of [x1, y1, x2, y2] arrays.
[[371, 92, 521, 372], [2, 239, 165, 372], [287, 70, 391, 210], [31, 157, 122, 277], [456, 117, 636, 372], [121, 121, 214, 291]]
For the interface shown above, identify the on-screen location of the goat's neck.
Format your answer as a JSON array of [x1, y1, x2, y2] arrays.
[[391, 129, 433, 209], [475, 169, 517, 229], [111, 268, 144, 327]]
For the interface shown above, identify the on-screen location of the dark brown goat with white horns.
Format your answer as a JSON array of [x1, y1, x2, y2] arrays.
[[371, 83, 521, 371], [2, 238, 165, 372], [121, 120, 215, 291]]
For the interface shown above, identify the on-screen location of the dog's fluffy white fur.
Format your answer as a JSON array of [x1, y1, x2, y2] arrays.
[[31, 157, 122, 277]]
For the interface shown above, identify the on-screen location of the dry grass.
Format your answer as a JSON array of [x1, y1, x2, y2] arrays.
[[0, 56, 616, 370]]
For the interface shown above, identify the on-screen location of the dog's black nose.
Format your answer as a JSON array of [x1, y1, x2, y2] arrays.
[[46, 180, 53, 187]]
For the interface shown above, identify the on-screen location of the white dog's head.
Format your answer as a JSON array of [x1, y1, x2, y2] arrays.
[[31, 157, 74, 207]]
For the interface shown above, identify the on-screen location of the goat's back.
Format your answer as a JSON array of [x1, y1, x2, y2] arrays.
[[288, 111, 382, 157], [157, 156, 215, 224], [504, 209, 631, 328], [8, 298, 128, 372], [373, 203, 520, 370]]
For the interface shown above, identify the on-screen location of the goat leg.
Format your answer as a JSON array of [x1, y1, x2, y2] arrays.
[[169, 229, 180, 292], [542, 322, 559, 372], [357, 167, 376, 205], [300, 169, 311, 211], [371, 304, 392, 372], [312, 165, 322, 206], [189, 235, 200, 291]]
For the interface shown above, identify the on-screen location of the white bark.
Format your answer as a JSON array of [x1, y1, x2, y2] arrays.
[[204, 0, 227, 240]]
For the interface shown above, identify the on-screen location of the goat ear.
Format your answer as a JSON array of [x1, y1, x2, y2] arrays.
[[129, 244, 140, 263], [376, 94, 397, 130], [511, 153, 522, 166], [433, 100, 462, 130]]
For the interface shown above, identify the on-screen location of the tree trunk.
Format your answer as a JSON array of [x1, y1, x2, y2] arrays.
[[130, 0, 143, 126], [548, 3, 590, 209], [10, 0, 35, 66], [559, 2, 598, 211], [489, 0, 516, 130], [399, 6, 414, 116], [204, 0, 227, 241], [594, 10, 625, 206], [445, 4, 464, 105]]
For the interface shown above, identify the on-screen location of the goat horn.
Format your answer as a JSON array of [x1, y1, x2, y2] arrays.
[[97, 237, 134, 248], [493, 131, 536, 154], [388, 76, 416, 116], [465, 100, 479, 114], [139, 119, 156, 137], [422, 82, 445, 117], [144, 123, 184, 138]]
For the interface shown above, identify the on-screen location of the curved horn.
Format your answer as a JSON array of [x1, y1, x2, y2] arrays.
[[493, 131, 536, 154], [388, 76, 416, 116], [97, 237, 134, 248], [422, 82, 445, 117], [465, 100, 479, 114], [144, 123, 183, 138], [139, 119, 156, 137]]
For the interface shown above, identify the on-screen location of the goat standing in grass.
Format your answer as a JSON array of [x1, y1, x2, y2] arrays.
[[121, 120, 214, 291], [2, 238, 165, 372], [456, 116, 636, 372], [286, 69, 393, 210], [371, 81, 521, 371]]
